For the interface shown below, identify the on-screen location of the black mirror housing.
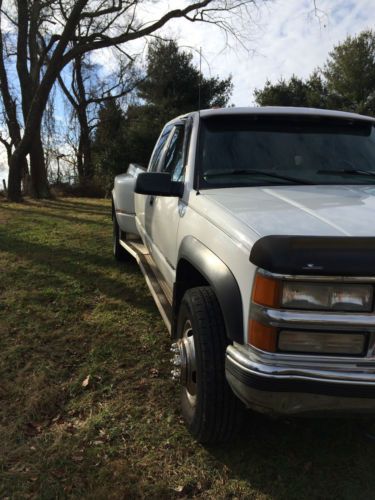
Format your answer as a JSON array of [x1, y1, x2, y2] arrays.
[[135, 172, 184, 197]]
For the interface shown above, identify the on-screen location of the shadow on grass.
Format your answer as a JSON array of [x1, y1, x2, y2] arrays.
[[208, 411, 375, 498], [0, 229, 156, 315], [42, 199, 110, 216], [3, 198, 375, 497], [0, 204, 110, 227]]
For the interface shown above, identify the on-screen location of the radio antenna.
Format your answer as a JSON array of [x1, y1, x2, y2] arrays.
[[196, 46, 202, 195], [198, 46, 202, 114]]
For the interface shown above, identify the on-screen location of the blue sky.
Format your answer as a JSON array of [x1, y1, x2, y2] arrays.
[[1, 0, 375, 179], [171, 0, 375, 105], [88, 0, 375, 107]]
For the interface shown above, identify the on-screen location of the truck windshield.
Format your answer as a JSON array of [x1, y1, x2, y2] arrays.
[[197, 115, 375, 188]]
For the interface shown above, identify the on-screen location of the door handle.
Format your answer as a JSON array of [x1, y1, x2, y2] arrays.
[[149, 195, 155, 206]]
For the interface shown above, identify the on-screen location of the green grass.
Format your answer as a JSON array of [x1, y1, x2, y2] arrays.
[[1, 197, 375, 499]]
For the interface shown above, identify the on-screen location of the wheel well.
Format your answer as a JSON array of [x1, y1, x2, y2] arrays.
[[172, 259, 210, 337]]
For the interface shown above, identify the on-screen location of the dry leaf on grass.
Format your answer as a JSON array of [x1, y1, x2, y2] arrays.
[[149, 368, 159, 378]]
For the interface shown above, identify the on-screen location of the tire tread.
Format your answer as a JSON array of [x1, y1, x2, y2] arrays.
[[179, 286, 240, 443]]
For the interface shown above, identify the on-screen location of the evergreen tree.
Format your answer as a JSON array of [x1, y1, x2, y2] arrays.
[[93, 40, 233, 178], [92, 101, 127, 189], [126, 40, 233, 168], [323, 30, 375, 115], [254, 31, 375, 116], [254, 73, 330, 108], [139, 40, 232, 115]]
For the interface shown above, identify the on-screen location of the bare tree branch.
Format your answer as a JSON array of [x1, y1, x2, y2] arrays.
[[3, 0, 266, 201], [81, 0, 125, 18]]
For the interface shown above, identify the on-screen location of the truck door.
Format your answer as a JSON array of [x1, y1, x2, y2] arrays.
[[145, 122, 188, 286], [135, 123, 173, 232]]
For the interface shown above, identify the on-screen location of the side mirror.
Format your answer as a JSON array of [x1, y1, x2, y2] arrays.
[[127, 163, 146, 175], [135, 172, 184, 197]]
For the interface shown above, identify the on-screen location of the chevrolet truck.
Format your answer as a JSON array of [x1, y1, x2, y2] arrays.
[[112, 107, 375, 443]]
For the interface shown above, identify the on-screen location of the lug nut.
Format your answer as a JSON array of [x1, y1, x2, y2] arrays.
[[170, 342, 179, 354], [169, 355, 181, 365], [172, 354, 181, 366]]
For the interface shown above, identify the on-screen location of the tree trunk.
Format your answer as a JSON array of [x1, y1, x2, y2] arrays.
[[5, 147, 29, 200], [0, 0, 29, 198], [75, 102, 93, 183], [5, 0, 212, 200], [29, 127, 50, 198], [81, 120, 93, 180], [5, 0, 89, 201], [20, 156, 30, 194], [77, 136, 84, 181], [8, 150, 24, 202], [75, 55, 93, 183]]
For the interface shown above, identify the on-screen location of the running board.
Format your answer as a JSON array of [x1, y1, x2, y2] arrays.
[[119, 238, 172, 333]]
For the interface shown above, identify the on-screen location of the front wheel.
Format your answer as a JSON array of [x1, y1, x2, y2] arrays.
[[175, 286, 240, 443]]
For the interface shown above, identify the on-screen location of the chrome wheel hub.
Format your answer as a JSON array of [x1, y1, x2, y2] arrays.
[[170, 321, 197, 406]]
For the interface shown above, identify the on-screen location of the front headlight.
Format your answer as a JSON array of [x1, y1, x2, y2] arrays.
[[278, 330, 366, 355], [281, 282, 373, 312], [252, 272, 373, 312], [250, 272, 373, 355]]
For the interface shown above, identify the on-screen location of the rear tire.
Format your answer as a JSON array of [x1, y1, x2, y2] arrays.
[[113, 214, 131, 261], [177, 286, 240, 443]]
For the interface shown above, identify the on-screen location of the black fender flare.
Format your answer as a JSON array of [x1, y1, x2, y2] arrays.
[[175, 236, 244, 344]]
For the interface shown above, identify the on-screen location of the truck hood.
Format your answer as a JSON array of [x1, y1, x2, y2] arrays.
[[202, 185, 375, 238]]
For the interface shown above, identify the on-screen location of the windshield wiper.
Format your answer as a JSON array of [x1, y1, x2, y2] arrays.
[[204, 169, 314, 185], [317, 169, 375, 178]]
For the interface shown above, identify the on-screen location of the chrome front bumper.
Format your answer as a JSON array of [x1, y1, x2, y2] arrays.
[[225, 345, 375, 416]]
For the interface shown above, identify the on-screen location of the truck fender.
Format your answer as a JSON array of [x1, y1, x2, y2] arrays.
[[175, 236, 244, 344]]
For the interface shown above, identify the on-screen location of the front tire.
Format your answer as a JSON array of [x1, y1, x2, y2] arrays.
[[177, 286, 240, 443]]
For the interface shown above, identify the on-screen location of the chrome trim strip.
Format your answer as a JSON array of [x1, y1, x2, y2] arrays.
[[116, 209, 134, 215], [252, 303, 375, 331], [227, 345, 375, 384], [258, 267, 375, 283], [238, 342, 375, 369]]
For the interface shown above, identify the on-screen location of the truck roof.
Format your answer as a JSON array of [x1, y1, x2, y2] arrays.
[[174, 106, 375, 123]]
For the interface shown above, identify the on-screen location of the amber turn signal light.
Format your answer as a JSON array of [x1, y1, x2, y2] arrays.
[[248, 320, 277, 352], [252, 273, 281, 308]]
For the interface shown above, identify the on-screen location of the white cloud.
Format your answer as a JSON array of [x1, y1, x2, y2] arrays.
[[2, 0, 375, 179], [186, 0, 375, 105], [140, 0, 374, 105], [80, 0, 375, 105]]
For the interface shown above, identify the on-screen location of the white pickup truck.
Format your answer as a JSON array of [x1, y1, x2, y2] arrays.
[[112, 107, 375, 443]]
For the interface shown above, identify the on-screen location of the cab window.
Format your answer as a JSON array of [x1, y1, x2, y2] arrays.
[[160, 125, 186, 181], [148, 124, 173, 172]]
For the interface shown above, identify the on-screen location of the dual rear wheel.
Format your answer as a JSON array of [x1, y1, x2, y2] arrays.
[[112, 211, 132, 261]]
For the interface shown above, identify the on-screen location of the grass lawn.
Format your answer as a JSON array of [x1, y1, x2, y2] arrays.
[[1, 197, 375, 499]]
